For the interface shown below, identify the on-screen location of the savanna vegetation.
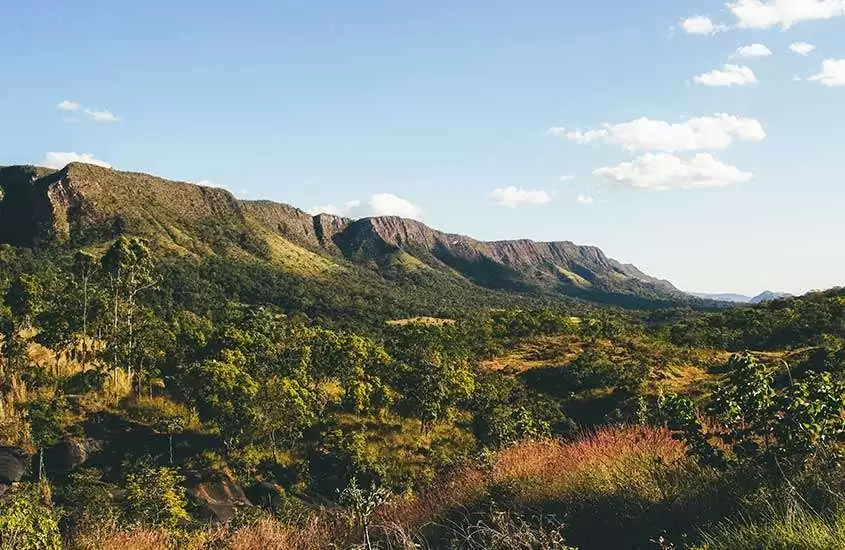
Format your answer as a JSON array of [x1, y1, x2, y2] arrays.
[[1, 235, 844, 549]]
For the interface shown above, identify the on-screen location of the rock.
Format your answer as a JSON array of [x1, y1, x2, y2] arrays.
[[46, 438, 103, 474], [186, 475, 252, 524], [246, 481, 285, 512], [0, 447, 29, 491]]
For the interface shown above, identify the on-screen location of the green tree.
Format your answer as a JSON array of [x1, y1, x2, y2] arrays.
[[257, 375, 317, 460], [400, 356, 476, 431], [178, 350, 259, 449], [72, 251, 98, 367], [101, 237, 157, 379]]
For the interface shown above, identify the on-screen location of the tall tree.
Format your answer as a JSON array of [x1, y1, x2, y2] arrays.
[[101, 238, 157, 380]]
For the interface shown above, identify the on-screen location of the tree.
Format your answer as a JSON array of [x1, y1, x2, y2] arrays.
[[399, 356, 476, 431], [339, 477, 391, 550], [72, 251, 98, 367], [101, 237, 157, 379], [665, 353, 845, 474], [177, 350, 259, 449], [257, 376, 317, 460]]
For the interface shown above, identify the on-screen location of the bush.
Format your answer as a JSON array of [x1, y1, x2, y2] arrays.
[[0, 483, 61, 550], [124, 463, 190, 528]]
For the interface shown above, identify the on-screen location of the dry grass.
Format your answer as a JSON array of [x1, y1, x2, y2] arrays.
[[71, 527, 176, 550], [379, 426, 690, 532], [490, 426, 687, 505], [386, 317, 456, 327], [64, 427, 701, 549]]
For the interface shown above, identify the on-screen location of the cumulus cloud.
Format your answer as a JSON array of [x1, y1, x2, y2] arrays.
[[790, 41, 817, 55], [808, 59, 845, 86], [576, 194, 595, 204], [694, 64, 757, 86], [559, 175, 575, 181], [593, 153, 753, 191], [728, 0, 845, 29], [491, 187, 553, 208], [56, 100, 80, 111], [309, 193, 424, 220], [733, 44, 773, 58], [42, 152, 112, 170], [681, 15, 727, 34], [84, 108, 120, 123], [557, 114, 766, 153]]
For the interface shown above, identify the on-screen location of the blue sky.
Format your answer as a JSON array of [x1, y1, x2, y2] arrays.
[[1, 0, 844, 295]]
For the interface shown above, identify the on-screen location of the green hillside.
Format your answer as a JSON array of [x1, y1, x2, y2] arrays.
[[0, 163, 693, 315], [0, 162, 843, 549]]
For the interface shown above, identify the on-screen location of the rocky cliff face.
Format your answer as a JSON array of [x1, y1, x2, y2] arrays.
[[0, 163, 683, 303]]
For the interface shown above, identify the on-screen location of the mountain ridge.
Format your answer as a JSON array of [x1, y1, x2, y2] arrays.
[[691, 290, 794, 304], [0, 162, 687, 307]]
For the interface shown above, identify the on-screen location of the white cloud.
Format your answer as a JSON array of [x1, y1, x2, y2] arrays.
[[733, 44, 773, 58], [790, 41, 817, 55], [309, 193, 424, 220], [547, 126, 566, 136], [492, 187, 553, 208], [84, 108, 120, 123], [559, 175, 575, 181], [681, 15, 727, 34], [54, 99, 121, 122], [558, 114, 766, 152], [576, 194, 595, 204], [593, 153, 753, 190], [728, 0, 845, 29], [42, 152, 112, 170], [56, 100, 80, 111], [694, 64, 757, 86], [808, 59, 845, 86]]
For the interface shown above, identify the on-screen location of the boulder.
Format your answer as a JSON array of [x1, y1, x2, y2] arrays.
[[46, 438, 103, 474], [0, 447, 29, 496], [0, 446, 28, 484], [186, 474, 252, 524], [246, 481, 285, 512]]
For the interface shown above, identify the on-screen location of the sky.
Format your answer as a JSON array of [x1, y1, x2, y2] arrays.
[[1, 0, 844, 296]]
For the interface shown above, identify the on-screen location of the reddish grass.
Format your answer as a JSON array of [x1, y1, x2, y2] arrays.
[[379, 425, 687, 530]]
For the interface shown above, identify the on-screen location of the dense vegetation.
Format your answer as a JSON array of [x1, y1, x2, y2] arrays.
[[0, 235, 843, 549]]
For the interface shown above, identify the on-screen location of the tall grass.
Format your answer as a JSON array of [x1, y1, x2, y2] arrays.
[[64, 426, 719, 549], [698, 510, 845, 550]]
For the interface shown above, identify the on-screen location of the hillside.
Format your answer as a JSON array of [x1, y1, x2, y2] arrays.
[[0, 162, 687, 310]]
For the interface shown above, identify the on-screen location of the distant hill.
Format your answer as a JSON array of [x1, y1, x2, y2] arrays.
[[692, 290, 793, 304], [749, 290, 793, 304], [0, 162, 691, 310]]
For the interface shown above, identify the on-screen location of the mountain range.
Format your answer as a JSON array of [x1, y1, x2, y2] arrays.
[[691, 291, 793, 304], [0, 162, 693, 309]]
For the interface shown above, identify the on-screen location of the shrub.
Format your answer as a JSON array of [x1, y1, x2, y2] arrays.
[[0, 483, 61, 550], [124, 463, 190, 528]]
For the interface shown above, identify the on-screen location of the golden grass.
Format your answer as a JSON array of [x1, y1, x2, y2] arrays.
[[386, 317, 456, 327], [489, 426, 687, 506], [379, 425, 689, 530]]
